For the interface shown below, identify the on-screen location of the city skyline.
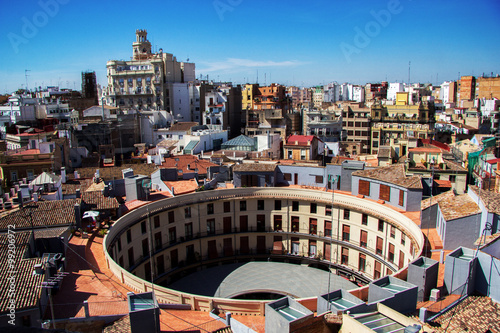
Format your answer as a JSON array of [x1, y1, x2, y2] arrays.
[[1, 0, 500, 93]]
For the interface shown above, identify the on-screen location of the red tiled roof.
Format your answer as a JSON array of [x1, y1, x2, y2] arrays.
[[164, 179, 198, 195], [161, 155, 217, 175], [409, 147, 444, 153], [434, 180, 452, 188], [82, 191, 120, 211], [285, 135, 316, 146], [486, 158, 500, 164]]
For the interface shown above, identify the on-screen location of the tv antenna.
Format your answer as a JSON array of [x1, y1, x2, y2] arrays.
[[25, 69, 31, 92]]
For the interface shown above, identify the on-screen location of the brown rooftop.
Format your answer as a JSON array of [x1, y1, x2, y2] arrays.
[[0, 199, 80, 231], [469, 185, 500, 215], [438, 193, 481, 221], [166, 122, 198, 132], [76, 163, 158, 179], [421, 190, 455, 210], [352, 164, 422, 189], [0, 232, 44, 313], [233, 163, 277, 172], [82, 191, 120, 211]]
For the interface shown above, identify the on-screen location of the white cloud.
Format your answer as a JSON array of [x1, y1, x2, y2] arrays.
[[198, 58, 303, 73]]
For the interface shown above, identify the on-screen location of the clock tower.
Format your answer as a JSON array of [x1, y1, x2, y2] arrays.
[[132, 29, 152, 60]]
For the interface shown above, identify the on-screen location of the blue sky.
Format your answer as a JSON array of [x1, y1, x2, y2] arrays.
[[1, 0, 500, 93]]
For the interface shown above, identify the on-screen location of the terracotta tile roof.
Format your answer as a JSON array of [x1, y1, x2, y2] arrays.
[[156, 138, 178, 148], [61, 179, 92, 195], [285, 135, 316, 146], [161, 155, 217, 175], [34, 226, 70, 239], [469, 186, 500, 215], [434, 179, 452, 188], [352, 164, 423, 189], [377, 146, 391, 158], [0, 199, 80, 231], [438, 194, 481, 221], [421, 190, 455, 210], [164, 179, 198, 195], [167, 122, 198, 132], [0, 232, 44, 313], [409, 147, 444, 153], [103, 315, 131, 333], [233, 163, 277, 172], [81, 191, 120, 211], [75, 163, 158, 179], [443, 159, 467, 172], [431, 296, 500, 332]]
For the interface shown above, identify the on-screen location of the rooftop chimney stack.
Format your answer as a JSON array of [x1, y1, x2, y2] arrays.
[[61, 167, 67, 184]]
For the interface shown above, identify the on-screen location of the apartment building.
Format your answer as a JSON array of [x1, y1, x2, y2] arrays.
[[105, 29, 195, 111]]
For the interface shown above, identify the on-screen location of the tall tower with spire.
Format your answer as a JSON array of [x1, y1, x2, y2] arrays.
[[132, 29, 152, 60]]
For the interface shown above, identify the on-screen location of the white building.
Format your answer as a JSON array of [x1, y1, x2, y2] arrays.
[[387, 83, 405, 101], [105, 29, 195, 111]]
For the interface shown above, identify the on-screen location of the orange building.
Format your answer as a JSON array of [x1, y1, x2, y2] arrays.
[[459, 76, 476, 100], [477, 76, 500, 99]]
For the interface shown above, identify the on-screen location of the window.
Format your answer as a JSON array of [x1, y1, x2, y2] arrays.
[[390, 225, 396, 238], [378, 219, 384, 232], [128, 248, 134, 267], [273, 215, 282, 231], [326, 205, 332, 216], [449, 175, 456, 183], [284, 173, 292, 181], [10, 171, 18, 182], [376, 236, 383, 255], [399, 190, 404, 206], [223, 216, 232, 233], [343, 209, 350, 220], [325, 220, 332, 237], [239, 215, 248, 232], [141, 221, 147, 234], [207, 219, 215, 235], [184, 207, 191, 218], [142, 238, 149, 257], [360, 230, 368, 248], [117, 238, 122, 252], [185, 223, 193, 239], [309, 240, 317, 257], [169, 227, 176, 244], [309, 218, 317, 235], [291, 216, 300, 232], [315, 175, 323, 183], [258, 200, 265, 210], [291, 237, 300, 255], [257, 215, 266, 232], [154, 215, 160, 228], [154, 232, 162, 251], [362, 213, 368, 225], [310, 203, 317, 214], [127, 230, 132, 243], [359, 180, 370, 196], [224, 201, 231, 213], [274, 200, 281, 210], [399, 250, 405, 269], [240, 200, 246, 211], [401, 233, 406, 246], [374, 261, 381, 279], [359, 253, 366, 272], [292, 201, 299, 211], [341, 247, 349, 265], [342, 224, 350, 242], [207, 203, 214, 215], [168, 211, 175, 223], [388, 243, 395, 263], [379, 184, 390, 201]]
